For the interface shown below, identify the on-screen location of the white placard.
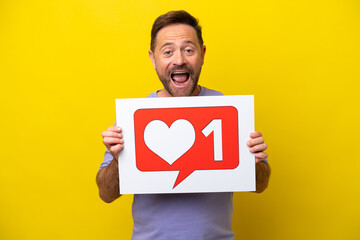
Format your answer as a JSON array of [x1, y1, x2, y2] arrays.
[[116, 95, 255, 194]]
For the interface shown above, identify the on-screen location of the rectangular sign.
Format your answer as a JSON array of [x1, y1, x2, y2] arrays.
[[116, 95, 255, 194]]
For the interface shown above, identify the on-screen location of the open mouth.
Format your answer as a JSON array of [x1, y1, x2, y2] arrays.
[[171, 71, 190, 86]]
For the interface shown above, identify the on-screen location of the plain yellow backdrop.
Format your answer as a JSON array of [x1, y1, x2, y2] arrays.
[[1, 0, 359, 239]]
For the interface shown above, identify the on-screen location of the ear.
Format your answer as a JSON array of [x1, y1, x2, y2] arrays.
[[201, 45, 206, 66], [148, 50, 156, 69]]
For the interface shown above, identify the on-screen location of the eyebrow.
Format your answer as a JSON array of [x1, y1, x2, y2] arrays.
[[159, 42, 174, 50], [159, 40, 196, 50]]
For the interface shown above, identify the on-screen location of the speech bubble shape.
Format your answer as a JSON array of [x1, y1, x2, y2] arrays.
[[134, 106, 239, 189]]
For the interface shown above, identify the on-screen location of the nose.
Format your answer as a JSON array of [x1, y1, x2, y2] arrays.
[[172, 51, 186, 66]]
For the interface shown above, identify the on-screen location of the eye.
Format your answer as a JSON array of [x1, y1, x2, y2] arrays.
[[185, 49, 193, 53], [164, 50, 172, 55]]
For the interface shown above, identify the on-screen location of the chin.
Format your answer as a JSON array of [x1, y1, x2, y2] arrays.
[[172, 86, 197, 97]]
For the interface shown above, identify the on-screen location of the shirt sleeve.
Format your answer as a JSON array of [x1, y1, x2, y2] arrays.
[[99, 148, 114, 171]]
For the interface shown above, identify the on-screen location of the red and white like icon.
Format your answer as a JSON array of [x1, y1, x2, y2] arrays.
[[134, 106, 239, 188]]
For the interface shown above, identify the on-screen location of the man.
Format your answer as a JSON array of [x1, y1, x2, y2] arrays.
[[97, 10, 270, 240]]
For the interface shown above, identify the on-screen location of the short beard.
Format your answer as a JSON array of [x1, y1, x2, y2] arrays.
[[157, 66, 201, 97]]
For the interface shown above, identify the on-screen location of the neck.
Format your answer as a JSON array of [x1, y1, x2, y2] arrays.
[[191, 85, 201, 96]]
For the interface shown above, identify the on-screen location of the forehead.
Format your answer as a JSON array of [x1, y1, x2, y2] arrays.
[[155, 24, 200, 50]]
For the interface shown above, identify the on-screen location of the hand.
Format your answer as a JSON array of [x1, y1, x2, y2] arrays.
[[102, 126, 124, 161], [247, 131, 268, 163]]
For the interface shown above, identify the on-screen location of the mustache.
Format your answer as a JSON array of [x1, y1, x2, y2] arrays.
[[168, 65, 194, 74]]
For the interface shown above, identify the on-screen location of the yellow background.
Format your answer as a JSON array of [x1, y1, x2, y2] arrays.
[[1, 0, 359, 239]]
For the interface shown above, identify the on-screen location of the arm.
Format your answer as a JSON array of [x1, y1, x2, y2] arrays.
[[96, 126, 124, 203], [247, 131, 271, 193], [255, 161, 271, 193]]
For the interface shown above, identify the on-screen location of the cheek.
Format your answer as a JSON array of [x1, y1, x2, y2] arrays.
[[189, 56, 202, 67], [157, 60, 171, 71], [159, 65, 169, 75], [191, 61, 202, 71]]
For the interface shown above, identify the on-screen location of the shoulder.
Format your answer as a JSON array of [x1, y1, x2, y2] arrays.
[[199, 86, 224, 96], [146, 91, 159, 98]]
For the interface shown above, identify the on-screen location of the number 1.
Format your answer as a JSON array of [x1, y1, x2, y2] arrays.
[[201, 119, 223, 161]]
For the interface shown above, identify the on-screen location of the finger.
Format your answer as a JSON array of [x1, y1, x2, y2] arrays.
[[250, 131, 262, 138], [249, 143, 268, 153], [247, 137, 264, 147], [106, 126, 122, 132], [110, 144, 124, 152], [103, 137, 124, 146], [255, 152, 268, 162], [109, 144, 124, 157], [102, 131, 123, 139]]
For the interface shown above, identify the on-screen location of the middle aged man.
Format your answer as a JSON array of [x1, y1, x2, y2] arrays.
[[97, 10, 271, 240]]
